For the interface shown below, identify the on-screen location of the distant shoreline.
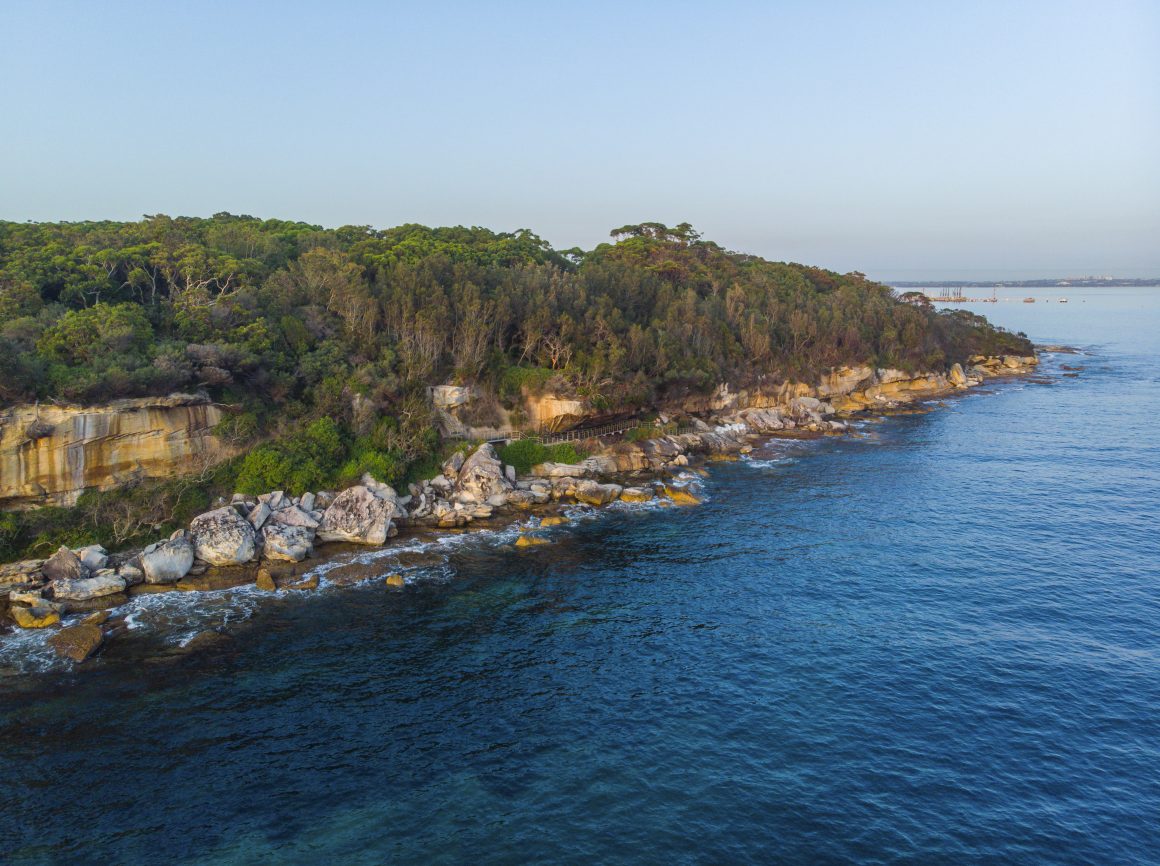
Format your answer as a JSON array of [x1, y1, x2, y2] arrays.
[[891, 278, 1160, 289]]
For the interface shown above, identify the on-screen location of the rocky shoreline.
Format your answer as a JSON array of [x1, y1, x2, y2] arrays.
[[0, 354, 1039, 664]]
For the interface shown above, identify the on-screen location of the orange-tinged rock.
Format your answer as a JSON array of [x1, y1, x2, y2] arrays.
[[0, 395, 232, 510], [663, 486, 701, 506], [385, 573, 405, 588], [539, 516, 568, 527], [176, 569, 254, 592], [256, 568, 277, 592], [12, 605, 61, 628], [49, 623, 104, 662], [515, 535, 549, 548], [618, 488, 652, 503], [129, 583, 178, 596]]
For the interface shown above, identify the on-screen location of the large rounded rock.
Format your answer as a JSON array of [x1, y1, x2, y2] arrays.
[[141, 537, 195, 584], [573, 480, 623, 506], [50, 573, 127, 601], [261, 523, 314, 562], [42, 546, 86, 582], [317, 485, 394, 545], [457, 444, 513, 502], [190, 507, 258, 566]]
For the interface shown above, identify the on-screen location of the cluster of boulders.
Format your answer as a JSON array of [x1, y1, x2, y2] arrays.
[[1, 432, 728, 645], [406, 445, 515, 527], [969, 354, 1038, 376], [402, 440, 697, 526], [0, 485, 403, 633], [717, 399, 850, 434], [1, 545, 133, 658], [2, 545, 126, 629]]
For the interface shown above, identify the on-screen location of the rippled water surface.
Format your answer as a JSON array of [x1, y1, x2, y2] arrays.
[[2, 289, 1159, 864]]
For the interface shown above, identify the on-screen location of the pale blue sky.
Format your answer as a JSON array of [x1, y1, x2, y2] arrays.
[[2, 0, 1157, 279]]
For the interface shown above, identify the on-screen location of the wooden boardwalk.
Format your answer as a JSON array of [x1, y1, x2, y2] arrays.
[[449, 419, 699, 446]]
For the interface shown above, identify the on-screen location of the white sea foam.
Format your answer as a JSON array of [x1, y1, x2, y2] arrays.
[[0, 625, 61, 675], [740, 457, 789, 470]]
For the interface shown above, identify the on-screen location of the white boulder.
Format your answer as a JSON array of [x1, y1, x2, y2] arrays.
[[50, 572, 126, 601], [530, 461, 592, 479], [317, 485, 394, 545], [456, 444, 513, 502], [190, 507, 258, 566], [261, 523, 314, 562], [141, 537, 195, 583]]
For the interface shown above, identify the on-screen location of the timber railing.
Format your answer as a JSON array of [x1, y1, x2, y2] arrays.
[[448, 420, 701, 445]]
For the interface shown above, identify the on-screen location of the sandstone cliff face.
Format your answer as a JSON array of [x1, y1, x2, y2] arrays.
[[524, 395, 587, 432], [0, 394, 230, 510]]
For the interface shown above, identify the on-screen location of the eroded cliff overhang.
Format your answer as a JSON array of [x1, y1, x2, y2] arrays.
[[0, 393, 232, 510]]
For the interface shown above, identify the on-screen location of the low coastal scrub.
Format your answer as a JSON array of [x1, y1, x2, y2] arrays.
[[0, 476, 221, 561], [625, 420, 680, 442], [496, 440, 585, 475]]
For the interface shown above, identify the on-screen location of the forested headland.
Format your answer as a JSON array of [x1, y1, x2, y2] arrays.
[[0, 215, 1031, 555]]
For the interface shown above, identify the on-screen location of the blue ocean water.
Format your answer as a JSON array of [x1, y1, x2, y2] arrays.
[[2, 288, 1158, 865]]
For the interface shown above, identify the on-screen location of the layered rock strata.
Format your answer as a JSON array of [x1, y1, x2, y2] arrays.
[[0, 394, 231, 509]]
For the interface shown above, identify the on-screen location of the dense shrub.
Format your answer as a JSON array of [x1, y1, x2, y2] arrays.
[[234, 417, 346, 495], [337, 447, 405, 488], [36, 302, 153, 366], [625, 421, 678, 442], [497, 440, 585, 475]]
